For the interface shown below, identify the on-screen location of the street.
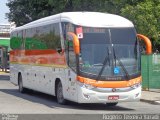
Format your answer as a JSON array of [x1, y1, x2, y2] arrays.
[[0, 74, 159, 114]]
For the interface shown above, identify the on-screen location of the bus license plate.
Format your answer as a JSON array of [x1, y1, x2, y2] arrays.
[[108, 95, 119, 100]]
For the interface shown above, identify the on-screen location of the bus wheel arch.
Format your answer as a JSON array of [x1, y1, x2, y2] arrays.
[[55, 78, 66, 104]]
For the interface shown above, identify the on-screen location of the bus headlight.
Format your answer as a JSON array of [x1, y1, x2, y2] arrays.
[[83, 84, 95, 90], [130, 83, 141, 89], [77, 81, 95, 90]]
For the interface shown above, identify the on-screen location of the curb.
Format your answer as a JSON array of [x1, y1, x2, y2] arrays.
[[0, 72, 9, 75], [140, 99, 160, 105]]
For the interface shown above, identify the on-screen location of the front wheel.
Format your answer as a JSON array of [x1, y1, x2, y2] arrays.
[[106, 102, 118, 106], [56, 81, 66, 104]]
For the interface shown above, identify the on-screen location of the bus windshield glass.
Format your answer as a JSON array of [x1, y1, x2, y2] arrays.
[[78, 27, 140, 80]]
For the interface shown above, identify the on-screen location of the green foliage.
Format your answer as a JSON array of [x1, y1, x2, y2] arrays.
[[121, 0, 160, 40], [6, 0, 55, 26], [121, 0, 160, 44]]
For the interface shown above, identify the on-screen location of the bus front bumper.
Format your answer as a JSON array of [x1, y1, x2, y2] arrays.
[[77, 85, 141, 103]]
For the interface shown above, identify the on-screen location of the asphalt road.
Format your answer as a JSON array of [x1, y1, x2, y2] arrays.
[[0, 74, 159, 120]]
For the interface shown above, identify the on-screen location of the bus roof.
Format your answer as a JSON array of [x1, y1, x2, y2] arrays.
[[12, 12, 134, 32]]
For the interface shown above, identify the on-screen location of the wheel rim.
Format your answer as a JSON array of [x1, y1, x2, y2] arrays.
[[57, 82, 64, 103]]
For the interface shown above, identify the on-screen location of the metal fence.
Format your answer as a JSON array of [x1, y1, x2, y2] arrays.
[[141, 54, 160, 90]]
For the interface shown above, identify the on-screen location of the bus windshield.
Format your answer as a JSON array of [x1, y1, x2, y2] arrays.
[[78, 27, 140, 80]]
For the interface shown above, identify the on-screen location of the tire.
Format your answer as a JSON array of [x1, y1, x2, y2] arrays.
[[56, 81, 66, 104], [106, 102, 118, 106], [18, 74, 26, 93]]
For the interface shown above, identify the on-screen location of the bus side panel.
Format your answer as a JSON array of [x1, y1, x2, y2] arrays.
[[26, 65, 67, 96], [10, 62, 70, 98], [10, 63, 26, 85], [10, 64, 19, 85], [10, 63, 29, 87], [63, 69, 78, 102]]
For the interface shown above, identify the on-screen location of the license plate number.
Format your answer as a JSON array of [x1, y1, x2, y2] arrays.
[[108, 95, 119, 100]]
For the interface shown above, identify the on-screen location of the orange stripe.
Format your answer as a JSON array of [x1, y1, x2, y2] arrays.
[[10, 49, 66, 65], [10, 49, 57, 56], [77, 76, 142, 88]]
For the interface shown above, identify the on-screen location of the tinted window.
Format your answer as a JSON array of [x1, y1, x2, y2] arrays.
[[25, 23, 61, 50], [111, 28, 136, 44]]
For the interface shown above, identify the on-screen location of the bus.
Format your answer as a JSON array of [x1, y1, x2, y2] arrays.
[[10, 12, 148, 106]]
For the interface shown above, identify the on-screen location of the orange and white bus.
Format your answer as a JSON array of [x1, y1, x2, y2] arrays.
[[10, 12, 147, 106]]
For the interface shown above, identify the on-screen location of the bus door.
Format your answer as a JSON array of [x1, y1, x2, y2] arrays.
[[65, 36, 77, 101]]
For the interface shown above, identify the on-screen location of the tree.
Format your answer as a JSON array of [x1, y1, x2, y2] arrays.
[[6, 0, 116, 26], [121, 0, 160, 51], [6, 0, 56, 26]]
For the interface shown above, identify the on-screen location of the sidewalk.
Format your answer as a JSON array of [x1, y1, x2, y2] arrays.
[[0, 69, 10, 75], [141, 90, 160, 105], [0, 71, 9, 75]]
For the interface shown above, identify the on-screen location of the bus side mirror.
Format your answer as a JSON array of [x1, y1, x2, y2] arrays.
[[137, 34, 152, 55], [67, 32, 80, 55], [56, 47, 62, 54]]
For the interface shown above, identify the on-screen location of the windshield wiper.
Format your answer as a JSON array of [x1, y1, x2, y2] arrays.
[[113, 46, 130, 80], [96, 30, 111, 81], [96, 48, 110, 80]]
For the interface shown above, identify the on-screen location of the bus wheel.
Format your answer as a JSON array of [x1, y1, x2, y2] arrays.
[[56, 81, 66, 104], [18, 74, 25, 93], [106, 102, 118, 106]]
